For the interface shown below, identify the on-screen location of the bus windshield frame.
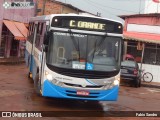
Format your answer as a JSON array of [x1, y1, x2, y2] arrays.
[[46, 31, 122, 74]]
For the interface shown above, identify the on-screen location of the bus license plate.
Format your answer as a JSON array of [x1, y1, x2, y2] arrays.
[[77, 91, 89, 96]]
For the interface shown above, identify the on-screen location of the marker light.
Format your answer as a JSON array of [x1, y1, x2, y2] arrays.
[[55, 19, 58, 22], [118, 25, 121, 29]]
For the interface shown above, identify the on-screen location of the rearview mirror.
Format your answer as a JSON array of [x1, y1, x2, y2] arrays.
[[43, 45, 48, 52]]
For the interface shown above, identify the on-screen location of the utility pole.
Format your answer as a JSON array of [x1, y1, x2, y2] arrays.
[[139, 0, 141, 14], [97, 12, 101, 17]]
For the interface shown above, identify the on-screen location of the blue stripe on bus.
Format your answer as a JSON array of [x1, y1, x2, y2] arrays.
[[42, 80, 119, 101]]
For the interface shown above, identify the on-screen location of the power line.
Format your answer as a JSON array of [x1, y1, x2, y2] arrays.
[[87, 0, 156, 15], [61, 0, 155, 16], [84, 0, 117, 16], [87, 0, 138, 13], [81, 0, 102, 15]]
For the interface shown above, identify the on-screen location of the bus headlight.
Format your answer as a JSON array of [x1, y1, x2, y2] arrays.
[[46, 74, 53, 81], [45, 71, 53, 81], [114, 75, 120, 86], [113, 79, 119, 86], [107, 76, 120, 89], [44, 71, 64, 87]]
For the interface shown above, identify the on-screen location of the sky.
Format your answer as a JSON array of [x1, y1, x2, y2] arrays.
[[57, 0, 145, 21]]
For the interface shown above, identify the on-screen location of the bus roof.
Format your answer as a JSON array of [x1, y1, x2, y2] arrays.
[[30, 14, 123, 25]]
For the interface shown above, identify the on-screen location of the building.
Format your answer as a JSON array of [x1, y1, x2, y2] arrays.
[[0, 0, 95, 59], [143, 0, 160, 14], [36, 0, 87, 16], [120, 13, 160, 82], [137, 0, 160, 14], [0, 0, 36, 58]]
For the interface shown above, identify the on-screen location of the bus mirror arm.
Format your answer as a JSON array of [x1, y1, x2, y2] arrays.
[[43, 31, 50, 45], [43, 45, 48, 52]]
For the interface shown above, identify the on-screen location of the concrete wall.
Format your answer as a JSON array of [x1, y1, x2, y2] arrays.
[[140, 64, 160, 82], [144, 0, 160, 13]]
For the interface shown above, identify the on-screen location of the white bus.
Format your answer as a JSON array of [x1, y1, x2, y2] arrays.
[[25, 14, 123, 101]]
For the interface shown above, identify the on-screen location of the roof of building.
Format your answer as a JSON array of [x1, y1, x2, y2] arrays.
[[52, 0, 96, 16], [120, 13, 160, 19]]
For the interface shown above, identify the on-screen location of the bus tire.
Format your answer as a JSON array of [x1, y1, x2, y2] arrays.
[[28, 72, 32, 79], [34, 74, 41, 96]]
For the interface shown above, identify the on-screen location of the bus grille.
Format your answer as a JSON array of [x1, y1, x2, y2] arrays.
[[64, 83, 103, 88], [47, 64, 119, 79]]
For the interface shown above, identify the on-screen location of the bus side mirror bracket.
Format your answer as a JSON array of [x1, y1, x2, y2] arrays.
[[43, 31, 50, 52], [42, 44, 48, 52], [43, 31, 50, 45]]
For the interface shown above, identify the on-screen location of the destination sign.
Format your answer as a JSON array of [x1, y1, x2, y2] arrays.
[[51, 16, 123, 34], [69, 20, 106, 30]]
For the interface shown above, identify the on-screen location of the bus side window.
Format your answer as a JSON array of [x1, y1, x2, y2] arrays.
[[40, 22, 46, 49], [28, 22, 31, 36], [27, 22, 31, 40], [28, 22, 35, 44], [35, 23, 40, 49], [35, 22, 46, 51]]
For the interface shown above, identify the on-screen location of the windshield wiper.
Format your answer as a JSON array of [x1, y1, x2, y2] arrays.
[[68, 29, 79, 51], [91, 34, 107, 62], [69, 29, 80, 61], [95, 34, 108, 52], [91, 39, 97, 62]]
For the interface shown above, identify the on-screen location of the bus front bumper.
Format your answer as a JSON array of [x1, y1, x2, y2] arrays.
[[42, 80, 119, 101]]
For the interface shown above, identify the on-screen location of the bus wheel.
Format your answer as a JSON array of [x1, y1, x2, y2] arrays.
[[28, 72, 32, 78], [34, 74, 41, 96]]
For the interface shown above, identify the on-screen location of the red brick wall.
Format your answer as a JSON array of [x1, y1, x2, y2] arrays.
[[37, 0, 62, 16], [37, 0, 79, 16]]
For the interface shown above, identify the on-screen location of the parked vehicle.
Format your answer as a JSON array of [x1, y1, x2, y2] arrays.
[[125, 54, 135, 61], [120, 60, 141, 88]]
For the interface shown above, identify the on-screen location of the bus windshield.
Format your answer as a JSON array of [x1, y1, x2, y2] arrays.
[[46, 32, 121, 72]]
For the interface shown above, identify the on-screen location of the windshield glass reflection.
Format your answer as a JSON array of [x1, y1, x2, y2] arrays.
[[46, 32, 121, 72]]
